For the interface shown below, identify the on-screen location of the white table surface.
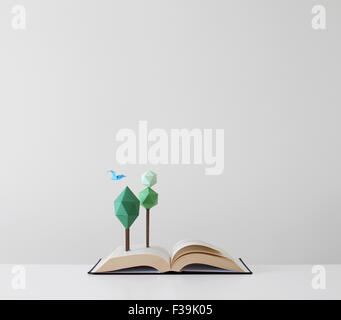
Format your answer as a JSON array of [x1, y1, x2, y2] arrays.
[[0, 264, 340, 300]]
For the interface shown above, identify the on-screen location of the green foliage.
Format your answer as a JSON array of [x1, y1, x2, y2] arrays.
[[139, 187, 158, 209], [114, 186, 140, 229], [141, 170, 157, 187]]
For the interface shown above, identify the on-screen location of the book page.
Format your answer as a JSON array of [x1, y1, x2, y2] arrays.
[[110, 244, 170, 262], [92, 244, 170, 273], [100, 266, 163, 274], [180, 264, 242, 273], [171, 252, 246, 273], [171, 239, 233, 261]]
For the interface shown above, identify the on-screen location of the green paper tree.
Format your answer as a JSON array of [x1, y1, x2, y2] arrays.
[[114, 186, 140, 251], [139, 171, 158, 248]]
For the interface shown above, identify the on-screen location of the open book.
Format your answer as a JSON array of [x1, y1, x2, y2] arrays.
[[89, 240, 252, 274]]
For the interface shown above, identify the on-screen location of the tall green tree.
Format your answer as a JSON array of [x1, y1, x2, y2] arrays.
[[114, 186, 140, 251], [139, 171, 158, 248]]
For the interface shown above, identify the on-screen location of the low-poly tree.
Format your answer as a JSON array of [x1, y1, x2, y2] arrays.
[[114, 186, 140, 251], [138, 171, 158, 248]]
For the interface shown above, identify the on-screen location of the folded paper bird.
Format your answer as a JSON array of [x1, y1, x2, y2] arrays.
[[108, 170, 126, 180]]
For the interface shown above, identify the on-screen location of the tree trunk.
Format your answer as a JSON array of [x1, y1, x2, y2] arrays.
[[125, 228, 130, 251], [146, 209, 150, 248]]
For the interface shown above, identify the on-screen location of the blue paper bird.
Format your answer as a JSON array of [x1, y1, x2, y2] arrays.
[[108, 170, 126, 180]]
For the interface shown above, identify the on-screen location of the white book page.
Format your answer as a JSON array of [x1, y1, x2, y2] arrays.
[[93, 244, 170, 272], [171, 239, 247, 272], [171, 239, 234, 261]]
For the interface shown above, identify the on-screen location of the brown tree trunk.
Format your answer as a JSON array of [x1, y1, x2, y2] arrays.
[[125, 228, 130, 251], [146, 209, 150, 248]]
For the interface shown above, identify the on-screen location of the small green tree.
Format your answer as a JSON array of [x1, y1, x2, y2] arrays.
[[139, 171, 158, 248], [114, 186, 140, 251]]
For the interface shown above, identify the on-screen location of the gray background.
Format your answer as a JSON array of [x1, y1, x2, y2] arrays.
[[0, 0, 340, 264]]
